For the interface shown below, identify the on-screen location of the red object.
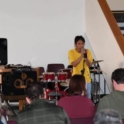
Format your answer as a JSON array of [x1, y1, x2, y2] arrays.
[[42, 72, 55, 81], [59, 68, 72, 79], [55, 82, 59, 91], [57, 72, 67, 81], [58, 95, 95, 118], [69, 117, 94, 124]]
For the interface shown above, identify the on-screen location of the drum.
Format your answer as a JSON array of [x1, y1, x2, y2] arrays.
[[60, 79, 70, 87], [42, 72, 55, 82], [57, 72, 67, 82], [60, 68, 72, 79]]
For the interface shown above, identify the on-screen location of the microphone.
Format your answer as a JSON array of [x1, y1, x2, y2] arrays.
[[81, 48, 87, 58], [81, 48, 84, 51]]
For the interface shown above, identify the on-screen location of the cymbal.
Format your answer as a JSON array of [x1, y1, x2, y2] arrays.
[[92, 60, 103, 64], [48, 92, 62, 96]]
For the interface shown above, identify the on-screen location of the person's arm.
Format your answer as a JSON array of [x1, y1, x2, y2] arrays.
[[85, 58, 92, 68], [68, 50, 84, 67], [97, 97, 109, 112], [71, 55, 83, 67]]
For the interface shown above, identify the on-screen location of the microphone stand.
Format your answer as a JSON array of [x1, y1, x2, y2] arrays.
[[55, 81, 58, 104], [81, 59, 85, 75]]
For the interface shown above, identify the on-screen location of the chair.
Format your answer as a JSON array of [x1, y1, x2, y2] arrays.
[[37, 67, 45, 81], [122, 119, 124, 124], [70, 117, 94, 124], [47, 63, 65, 73], [7, 120, 16, 124], [39, 67, 45, 74]]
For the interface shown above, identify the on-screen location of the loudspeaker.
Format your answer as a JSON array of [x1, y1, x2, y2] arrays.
[[0, 38, 7, 65], [2, 70, 37, 95]]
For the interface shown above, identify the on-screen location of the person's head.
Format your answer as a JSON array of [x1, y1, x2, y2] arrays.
[[25, 82, 44, 104], [94, 109, 122, 124], [74, 36, 85, 50], [111, 68, 124, 91], [68, 74, 86, 95]]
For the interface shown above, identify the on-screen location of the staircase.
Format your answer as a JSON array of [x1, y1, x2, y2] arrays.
[[112, 11, 124, 36]]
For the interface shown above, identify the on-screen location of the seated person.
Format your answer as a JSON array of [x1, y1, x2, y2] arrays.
[[58, 74, 95, 118], [17, 82, 70, 124], [1, 116, 6, 124], [97, 68, 124, 118], [94, 109, 122, 124], [0, 109, 7, 124]]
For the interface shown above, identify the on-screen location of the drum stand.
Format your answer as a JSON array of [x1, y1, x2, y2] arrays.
[[48, 77, 62, 104], [91, 63, 101, 105], [91, 72, 100, 104]]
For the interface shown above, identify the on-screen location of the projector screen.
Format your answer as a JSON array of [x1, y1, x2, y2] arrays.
[[0, 0, 86, 70]]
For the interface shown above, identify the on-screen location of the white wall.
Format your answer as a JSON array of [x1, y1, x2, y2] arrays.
[[0, 0, 85, 70], [107, 0, 124, 10], [85, 0, 124, 92]]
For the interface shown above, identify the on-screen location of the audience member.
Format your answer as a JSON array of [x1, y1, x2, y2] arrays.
[[58, 75, 95, 118], [94, 109, 122, 124], [17, 82, 70, 124], [97, 68, 124, 118], [0, 109, 7, 124]]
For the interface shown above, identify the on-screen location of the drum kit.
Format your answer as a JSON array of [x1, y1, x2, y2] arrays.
[[38, 60, 104, 104], [39, 68, 72, 101], [42, 71, 68, 82]]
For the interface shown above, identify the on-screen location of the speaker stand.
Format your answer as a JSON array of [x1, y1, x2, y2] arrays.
[[0, 85, 17, 116]]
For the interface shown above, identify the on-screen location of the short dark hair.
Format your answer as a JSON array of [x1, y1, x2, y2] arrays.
[[111, 68, 124, 84], [25, 82, 44, 101], [68, 74, 86, 95], [94, 109, 122, 124], [74, 35, 85, 44]]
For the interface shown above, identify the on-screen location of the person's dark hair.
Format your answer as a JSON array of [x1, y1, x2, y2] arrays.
[[68, 74, 86, 95], [111, 68, 124, 84], [94, 109, 122, 124], [25, 82, 44, 101], [74, 35, 85, 44]]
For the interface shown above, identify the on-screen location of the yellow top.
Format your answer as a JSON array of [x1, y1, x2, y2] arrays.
[[68, 49, 93, 83]]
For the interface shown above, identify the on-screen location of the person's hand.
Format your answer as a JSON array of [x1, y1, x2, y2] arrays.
[[81, 48, 87, 58]]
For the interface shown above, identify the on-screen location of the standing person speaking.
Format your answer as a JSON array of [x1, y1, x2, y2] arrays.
[[68, 35, 93, 98]]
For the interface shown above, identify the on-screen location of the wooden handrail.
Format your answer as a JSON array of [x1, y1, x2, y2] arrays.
[[98, 0, 124, 55]]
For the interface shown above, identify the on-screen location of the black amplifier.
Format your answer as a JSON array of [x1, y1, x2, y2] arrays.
[[2, 70, 37, 95]]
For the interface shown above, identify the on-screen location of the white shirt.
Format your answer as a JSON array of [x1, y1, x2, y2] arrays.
[[1, 116, 7, 124]]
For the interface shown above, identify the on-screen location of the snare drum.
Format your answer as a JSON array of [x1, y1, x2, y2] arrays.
[[42, 72, 55, 82], [57, 72, 67, 82]]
